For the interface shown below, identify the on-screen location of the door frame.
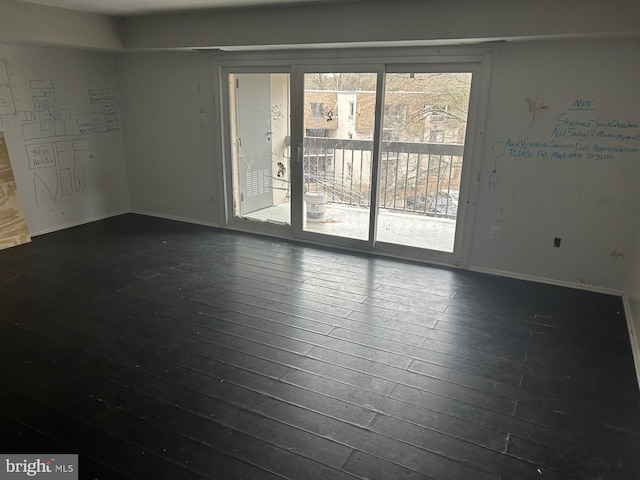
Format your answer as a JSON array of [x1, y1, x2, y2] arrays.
[[220, 65, 293, 236], [214, 47, 492, 268], [373, 61, 491, 267]]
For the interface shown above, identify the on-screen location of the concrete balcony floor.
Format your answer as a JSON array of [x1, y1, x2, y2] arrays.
[[243, 202, 457, 252]]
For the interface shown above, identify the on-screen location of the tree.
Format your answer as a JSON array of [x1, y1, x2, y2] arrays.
[[304, 72, 376, 92]]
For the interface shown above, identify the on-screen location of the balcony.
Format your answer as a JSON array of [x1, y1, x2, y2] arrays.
[[245, 136, 463, 252], [303, 136, 463, 218]]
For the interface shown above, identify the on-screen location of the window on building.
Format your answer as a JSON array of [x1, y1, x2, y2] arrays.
[[311, 102, 324, 119], [430, 129, 445, 142], [306, 128, 329, 137], [385, 104, 407, 122]]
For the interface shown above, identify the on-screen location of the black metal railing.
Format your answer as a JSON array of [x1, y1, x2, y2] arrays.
[[303, 137, 463, 218]]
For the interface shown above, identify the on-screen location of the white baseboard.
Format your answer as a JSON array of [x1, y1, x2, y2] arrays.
[[131, 209, 220, 229], [30, 210, 130, 237], [622, 295, 640, 391], [468, 265, 625, 297]]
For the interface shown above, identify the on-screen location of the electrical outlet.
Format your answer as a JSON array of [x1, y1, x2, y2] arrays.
[[554, 237, 561, 248]]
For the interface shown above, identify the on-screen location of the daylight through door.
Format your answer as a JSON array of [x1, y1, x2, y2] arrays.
[[222, 56, 484, 264], [301, 72, 377, 241], [376, 71, 472, 252], [228, 73, 291, 224]]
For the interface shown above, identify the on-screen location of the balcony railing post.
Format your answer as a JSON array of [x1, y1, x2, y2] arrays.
[[412, 154, 421, 211]]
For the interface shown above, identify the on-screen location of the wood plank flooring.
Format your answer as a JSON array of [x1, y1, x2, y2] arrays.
[[1, 213, 639, 479]]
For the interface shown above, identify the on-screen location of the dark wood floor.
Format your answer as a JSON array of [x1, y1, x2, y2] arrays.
[[1, 214, 639, 479]]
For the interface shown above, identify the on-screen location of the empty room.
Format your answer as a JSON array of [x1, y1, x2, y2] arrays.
[[1, 0, 639, 479]]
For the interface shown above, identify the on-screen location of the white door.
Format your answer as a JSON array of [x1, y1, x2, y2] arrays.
[[234, 73, 274, 215]]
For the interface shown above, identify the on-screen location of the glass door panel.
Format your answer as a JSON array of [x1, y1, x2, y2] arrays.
[[228, 73, 290, 225], [376, 72, 472, 252], [301, 72, 377, 241], [222, 61, 483, 265]]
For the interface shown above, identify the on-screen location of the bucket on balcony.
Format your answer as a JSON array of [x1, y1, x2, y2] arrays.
[[305, 192, 326, 222]]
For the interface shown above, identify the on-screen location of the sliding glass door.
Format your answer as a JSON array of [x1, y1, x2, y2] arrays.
[[221, 54, 486, 265], [300, 71, 378, 242], [376, 70, 472, 252], [294, 65, 474, 256]]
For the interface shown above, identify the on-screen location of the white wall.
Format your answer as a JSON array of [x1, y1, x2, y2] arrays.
[[469, 39, 640, 293], [0, 44, 129, 235], [0, 1, 122, 51], [117, 52, 219, 226]]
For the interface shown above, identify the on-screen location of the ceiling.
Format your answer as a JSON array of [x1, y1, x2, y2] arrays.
[[20, 0, 357, 16]]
